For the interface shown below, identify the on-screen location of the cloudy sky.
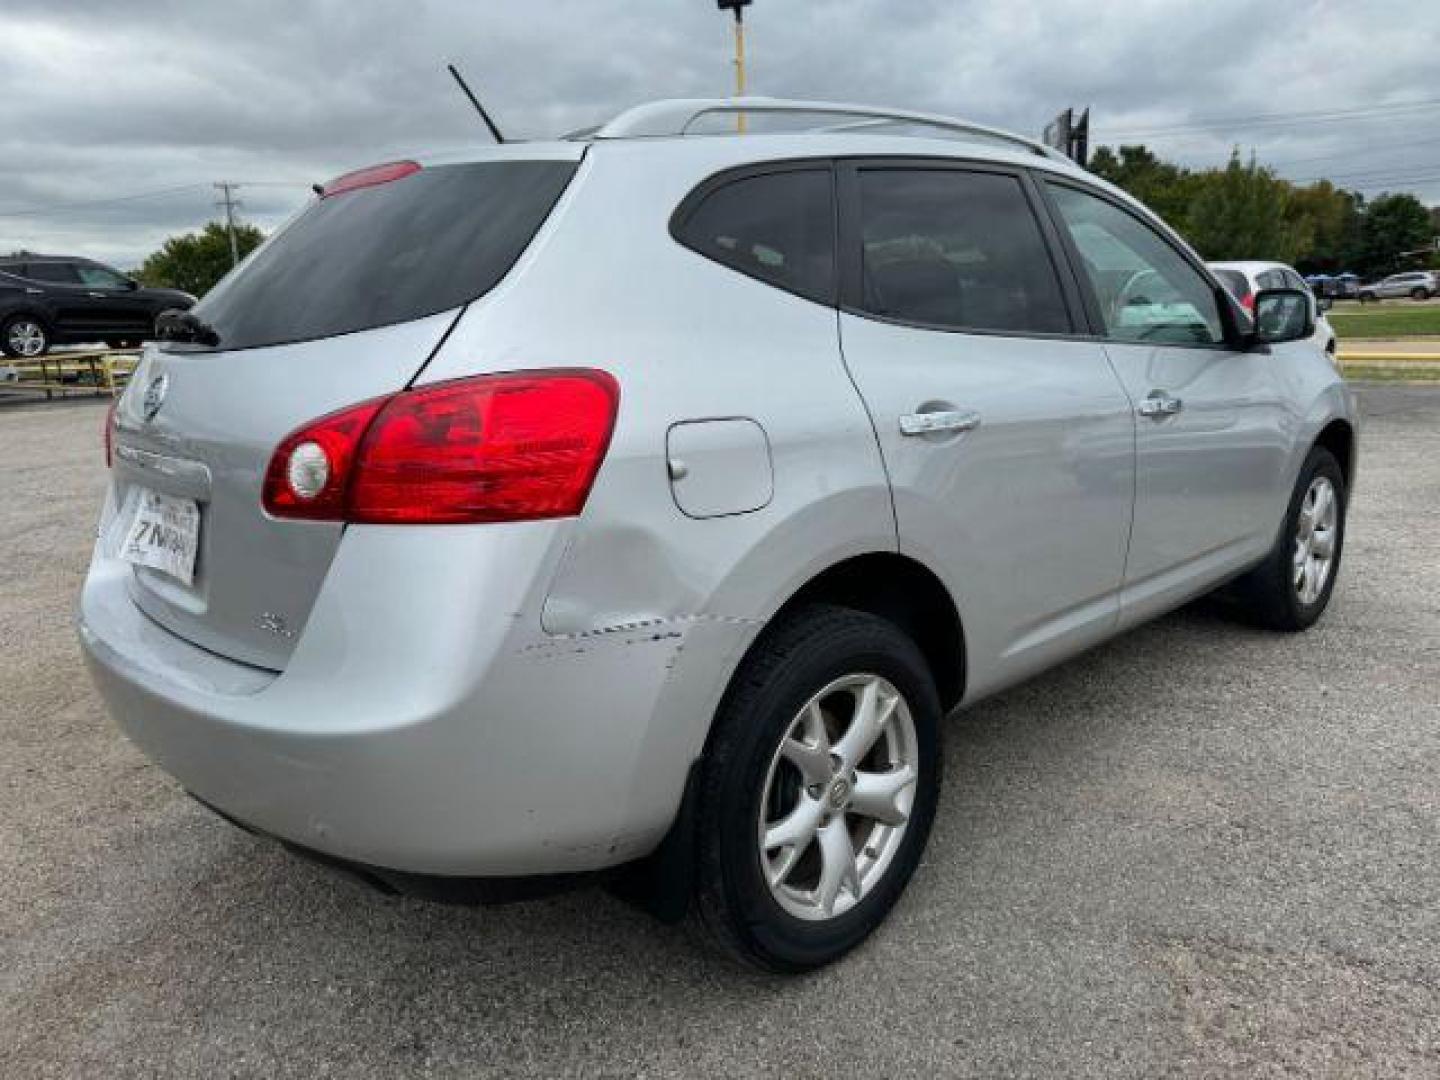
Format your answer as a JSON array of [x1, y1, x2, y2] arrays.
[[2, 0, 1437, 268]]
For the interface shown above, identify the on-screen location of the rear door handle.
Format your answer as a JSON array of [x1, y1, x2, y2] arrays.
[[1137, 391, 1183, 419], [898, 409, 981, 436]]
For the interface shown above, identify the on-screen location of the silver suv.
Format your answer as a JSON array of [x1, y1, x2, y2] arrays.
[[1358, 270, 1437, 302], [80, 98, 1357, 971]]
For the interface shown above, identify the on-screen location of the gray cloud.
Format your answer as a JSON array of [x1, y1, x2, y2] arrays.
[[2, 0, 1436, 267]]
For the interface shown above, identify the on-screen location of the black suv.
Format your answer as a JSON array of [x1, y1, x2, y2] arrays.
[[0, 255, 195, 357]]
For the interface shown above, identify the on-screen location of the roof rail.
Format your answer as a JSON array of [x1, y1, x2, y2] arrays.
[[591, 97, 1066, 161]]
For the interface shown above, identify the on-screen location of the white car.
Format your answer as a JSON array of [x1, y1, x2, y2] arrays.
[[1210, 261, 1337, 357]]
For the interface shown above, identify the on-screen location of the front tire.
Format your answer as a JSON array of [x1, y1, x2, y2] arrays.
[[694, 604, 942, 972], [1358, 291, 1377, 304], [2, 315, 49, 358], [1233, 446, 1346, 631]]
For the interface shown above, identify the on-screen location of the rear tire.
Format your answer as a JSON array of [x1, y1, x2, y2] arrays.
[[1232, 446, 1346, 632], [1411, 287, 1430, 301], [693, 604, 942, 972], [1358, 291, 1377, 304], [2, 315, 49, 358]]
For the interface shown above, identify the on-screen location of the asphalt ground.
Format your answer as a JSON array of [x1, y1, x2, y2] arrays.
[[2, 386, 1438, 1078]]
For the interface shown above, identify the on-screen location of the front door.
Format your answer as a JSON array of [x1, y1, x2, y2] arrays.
[[73, 264, 153, 335], [1040, 179, 1293, 628], [836, 162, 1135, 700]]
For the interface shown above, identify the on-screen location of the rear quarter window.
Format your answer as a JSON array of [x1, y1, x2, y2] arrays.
[[673, 167, 836, 305], [191, 160, 577, 352]]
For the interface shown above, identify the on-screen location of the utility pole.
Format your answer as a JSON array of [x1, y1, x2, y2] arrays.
[[717, 0, 752, 133], [214, 182, 242, 267]]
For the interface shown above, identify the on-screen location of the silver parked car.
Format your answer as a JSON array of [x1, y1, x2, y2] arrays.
[[80, 98, 1357, 972], [1358, 270, 1437, 302]]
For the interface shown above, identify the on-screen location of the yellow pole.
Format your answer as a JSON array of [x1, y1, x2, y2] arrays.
[[734, 11, 746, 133]]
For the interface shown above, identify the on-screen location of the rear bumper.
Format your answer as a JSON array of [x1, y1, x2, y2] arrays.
[[79, 518, 749, 877]]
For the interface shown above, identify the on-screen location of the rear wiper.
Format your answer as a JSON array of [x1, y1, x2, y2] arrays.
[[156, 308, 221, 347]]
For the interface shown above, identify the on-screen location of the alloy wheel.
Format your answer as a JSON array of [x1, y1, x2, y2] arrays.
[[1294, 475, 1338, 605], [757, 673, 919, 921], [6, 320, 46, 357]]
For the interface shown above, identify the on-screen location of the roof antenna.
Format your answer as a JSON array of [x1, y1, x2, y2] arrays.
[[447, 63, 505, 144]]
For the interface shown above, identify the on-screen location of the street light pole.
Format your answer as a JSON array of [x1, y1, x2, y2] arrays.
[[717, 0, 753, 133]]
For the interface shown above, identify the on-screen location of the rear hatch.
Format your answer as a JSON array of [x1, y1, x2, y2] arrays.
[[108, 150, 581, 670]]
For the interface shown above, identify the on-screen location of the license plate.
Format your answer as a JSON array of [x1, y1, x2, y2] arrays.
[[120, 488, 200, 586]]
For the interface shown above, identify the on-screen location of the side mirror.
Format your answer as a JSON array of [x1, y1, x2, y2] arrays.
[[1316, 295, 1333, 312], [1250, 288, 1315, 346], [122, 278, 139, 291]]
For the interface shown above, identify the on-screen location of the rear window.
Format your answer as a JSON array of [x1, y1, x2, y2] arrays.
[[191, 160, 576, 352]]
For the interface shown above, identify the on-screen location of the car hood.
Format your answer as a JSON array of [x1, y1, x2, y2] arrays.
[[143, 287, 197, 308]]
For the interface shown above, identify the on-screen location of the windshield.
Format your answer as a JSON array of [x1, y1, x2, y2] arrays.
[[190, 160, 577, 352]]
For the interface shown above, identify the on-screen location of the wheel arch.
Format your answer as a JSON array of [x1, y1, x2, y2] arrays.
[[1, 306, 51, 332], [1314, 417, 1356, 491], [768, 551, 967, 713]]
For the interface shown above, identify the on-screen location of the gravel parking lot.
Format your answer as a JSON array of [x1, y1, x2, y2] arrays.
[[2, 387, 1438, 1078]]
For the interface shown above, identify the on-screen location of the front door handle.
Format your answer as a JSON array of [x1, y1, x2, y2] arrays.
[[1137, 390, 1183, 419], [898, 409, 982, 436]]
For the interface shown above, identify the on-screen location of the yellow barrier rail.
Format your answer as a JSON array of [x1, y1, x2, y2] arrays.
[[0, 349, 140, 400], [1337, 351, 1440, 363]]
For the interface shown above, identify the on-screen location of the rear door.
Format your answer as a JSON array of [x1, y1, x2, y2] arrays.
[[1039, 179, 1293, 627], [108, 152, 581, 669], [23, 261, 96, 334], [835, 160, 1134, 698]]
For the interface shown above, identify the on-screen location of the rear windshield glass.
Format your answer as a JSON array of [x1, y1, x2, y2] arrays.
[[191, 160, 577, 352], [1212, 267, 1250, 300]]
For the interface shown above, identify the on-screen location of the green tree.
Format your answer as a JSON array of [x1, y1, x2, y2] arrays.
[[1088, 144, 1199, 229], [1182, 151, 1300, 262], [1355, 193, 1433, 277], [1286, 181, 1363, 275], [135, 221, 265, 297]]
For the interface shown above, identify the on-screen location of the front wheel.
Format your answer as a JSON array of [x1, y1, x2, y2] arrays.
[[1358, 292, 1377, 304], [2, 316, 49, 358], [1233, 446, 1346, 631], [694, 604, 942, 972]]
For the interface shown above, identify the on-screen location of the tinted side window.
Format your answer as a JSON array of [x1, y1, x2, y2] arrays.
[[855, 169, 1070, 334], [75, 264, 129, 288], [675, 169, 834, 304], [1257, 269, 1287, 291], [1047, 183, 1223, 346], [26, 262, 81, 285]]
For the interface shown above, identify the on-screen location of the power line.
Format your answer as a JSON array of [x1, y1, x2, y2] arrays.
[[1098, 97, 1440, 141], [1268, 132, 1440, 170], [0, 179, 312, 220], [1291, 163, 1440, 185], [0, 183, 209, 219]]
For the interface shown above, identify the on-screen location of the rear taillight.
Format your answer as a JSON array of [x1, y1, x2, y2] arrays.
[[262, 370, 619, 525], [103, 399, 118, 468]]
